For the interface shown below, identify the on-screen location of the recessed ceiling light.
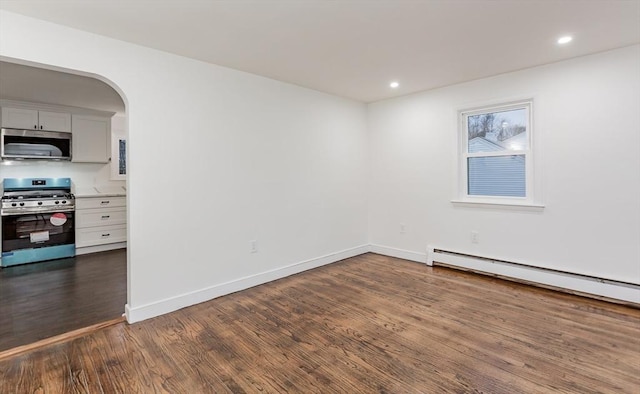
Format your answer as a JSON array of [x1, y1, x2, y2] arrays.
[[557, 36, 573, 45], [390, 81, 399, 88]]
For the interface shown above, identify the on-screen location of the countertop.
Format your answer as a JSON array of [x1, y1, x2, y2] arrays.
[[74, 186, 126, 198]]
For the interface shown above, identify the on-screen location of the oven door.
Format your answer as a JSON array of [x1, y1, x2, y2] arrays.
[[1, 211, 75, 266]]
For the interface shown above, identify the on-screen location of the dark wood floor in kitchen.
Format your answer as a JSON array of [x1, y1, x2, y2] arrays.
[[0, 249, 126, 352], [1, 253, 639, 393]]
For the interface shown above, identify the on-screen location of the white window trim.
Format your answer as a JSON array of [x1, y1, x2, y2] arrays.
[[110, 128, 127, 181], [454, 98, 542, 208]]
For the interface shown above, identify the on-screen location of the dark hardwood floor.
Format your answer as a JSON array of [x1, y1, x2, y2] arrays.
[[0, 249, 126, 351], [1, 253, 639, 393]]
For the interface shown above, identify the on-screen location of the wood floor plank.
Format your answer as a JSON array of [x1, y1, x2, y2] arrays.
[[1, 253, 639, 393], [0, 249, 127, 352], [280, 272, 551, 392]]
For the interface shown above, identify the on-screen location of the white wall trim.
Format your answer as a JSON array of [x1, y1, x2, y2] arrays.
[[369, 244, 427, 264], [450, 200, 545, 209], [427, 246, 640, 304], [125, 242, 638, 323], [76, 242, 126, 255], [125, 244, 370, 323]]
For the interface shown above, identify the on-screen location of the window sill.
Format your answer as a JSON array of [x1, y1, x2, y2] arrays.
[[451, 199, 545, 210]]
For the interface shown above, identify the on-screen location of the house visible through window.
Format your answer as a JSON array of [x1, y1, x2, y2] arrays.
[[460, 100, 532, 201], [118, 139, 126, 175]]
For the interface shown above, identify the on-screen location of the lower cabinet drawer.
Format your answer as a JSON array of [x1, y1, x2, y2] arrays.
[[76, 208, 126, 228], [76, 197, 126, 210], [76, 225, 127, 248]]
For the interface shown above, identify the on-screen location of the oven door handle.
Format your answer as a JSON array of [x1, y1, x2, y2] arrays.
[[1, 207, 75, 216]]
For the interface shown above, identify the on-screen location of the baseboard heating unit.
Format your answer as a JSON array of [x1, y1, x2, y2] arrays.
[[426, 246, 640, 305]]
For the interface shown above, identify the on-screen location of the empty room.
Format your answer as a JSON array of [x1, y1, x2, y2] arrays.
[[0, 1, 639, 392]]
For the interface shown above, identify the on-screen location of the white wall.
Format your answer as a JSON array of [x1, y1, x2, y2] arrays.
[[0, 11, 369, 321], [2, 10, 637, 321], [368, 45, 640, 284]]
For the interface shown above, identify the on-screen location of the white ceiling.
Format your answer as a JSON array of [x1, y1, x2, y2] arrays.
[[1, 0, 639, 103], [0, 61, 126, 112]]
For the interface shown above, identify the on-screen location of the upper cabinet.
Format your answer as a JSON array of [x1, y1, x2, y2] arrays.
[[39, 110, 72, 132], [1, 107, 71, 132], [72, 114, 110, 163], [1, 107, 37, 129], [0, 100, 114, 164]]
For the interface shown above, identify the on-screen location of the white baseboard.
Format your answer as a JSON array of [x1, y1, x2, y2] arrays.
[[428, 246, 640, 304], [369, 244, 427, 264], [125, 244, 370, 323], [76, 242, 126, 255], [125, 242, 638, 324]]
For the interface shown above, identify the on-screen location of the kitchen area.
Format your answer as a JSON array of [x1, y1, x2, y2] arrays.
[[0, 61, 128, 352]]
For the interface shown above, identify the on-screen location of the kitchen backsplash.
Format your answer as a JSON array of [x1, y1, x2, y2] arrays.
[[0, 161, 125, 190]]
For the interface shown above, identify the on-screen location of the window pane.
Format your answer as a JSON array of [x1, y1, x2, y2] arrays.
[[468, 155, 525, 197], [118, 139, 126, 175], [467, 108, 528, 153]]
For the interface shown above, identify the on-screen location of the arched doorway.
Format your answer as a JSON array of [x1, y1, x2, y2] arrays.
[[0, 59, 130, 353]]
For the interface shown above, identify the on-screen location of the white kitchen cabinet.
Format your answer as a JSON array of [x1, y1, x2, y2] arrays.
[[1, 107, 37, 129], [75, 196, 127, 253], [75, 207, 126, 228], [77, 224, 127, 248], [1, 107, 71, 132], [76, 196, 126, 210], [72, 114, 110, 163], [38, 110, 72, 132]]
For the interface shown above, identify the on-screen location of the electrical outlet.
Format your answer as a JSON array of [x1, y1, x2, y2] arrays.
[[400, 223, 406, 234], [250, 240, 258, 253], [471, 231, 479, 244]]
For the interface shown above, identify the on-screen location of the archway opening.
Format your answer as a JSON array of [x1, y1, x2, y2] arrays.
[[0, 58, 130, 353]]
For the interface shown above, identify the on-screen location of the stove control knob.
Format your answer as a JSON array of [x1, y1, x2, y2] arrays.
[[11, 203, 17, 207], [19, 202, 25, 206], [55, 201, 60, 204], [62, 200, 67, 204], [38, 201, 43, 205]]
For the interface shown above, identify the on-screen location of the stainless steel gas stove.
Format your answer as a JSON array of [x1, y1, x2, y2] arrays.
[[1, 178, 76, 267]]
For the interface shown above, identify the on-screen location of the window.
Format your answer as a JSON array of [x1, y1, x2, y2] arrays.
[[110, 128, 127, 180], [459, 100, 534, 204], [118, 139, 127, 176]]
